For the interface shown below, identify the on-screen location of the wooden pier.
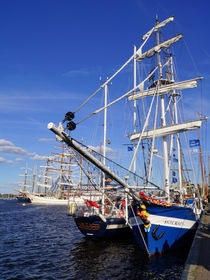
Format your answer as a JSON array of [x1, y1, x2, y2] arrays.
[[181, 203, 210, 280]]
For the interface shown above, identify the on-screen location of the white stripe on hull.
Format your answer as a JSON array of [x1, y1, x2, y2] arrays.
[[149, 214, 196, 229], [106, 224, 128, 229], [28, 194, 85, 205]]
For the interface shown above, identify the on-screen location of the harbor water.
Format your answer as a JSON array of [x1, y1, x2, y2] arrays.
[[0, 200, 190, 280]]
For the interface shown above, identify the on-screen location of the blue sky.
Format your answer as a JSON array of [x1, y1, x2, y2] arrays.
[[0, 0, 210, 193]]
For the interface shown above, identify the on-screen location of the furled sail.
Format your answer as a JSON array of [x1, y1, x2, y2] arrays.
[[37, 183, 52, 188], [18, 184, 32, 188], [136, 33, 183, 61], [129, 118, 206, 141], [128, 77, 202, 100], [142, 16, 174, 40]]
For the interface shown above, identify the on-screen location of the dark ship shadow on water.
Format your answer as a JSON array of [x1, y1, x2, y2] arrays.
[[69, 236, 190, 280]]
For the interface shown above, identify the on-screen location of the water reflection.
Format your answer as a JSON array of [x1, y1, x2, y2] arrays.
[[70, 236, 188, 280]]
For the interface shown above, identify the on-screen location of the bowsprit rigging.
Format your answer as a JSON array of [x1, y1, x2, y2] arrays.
[[62, 111, 77, 131]]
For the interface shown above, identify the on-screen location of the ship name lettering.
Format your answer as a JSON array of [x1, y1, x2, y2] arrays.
[[77, 222, 100, 230], [164, 220, 184, 226]]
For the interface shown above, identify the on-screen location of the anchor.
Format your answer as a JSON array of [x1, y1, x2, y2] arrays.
[[152, 225, 165, 240]]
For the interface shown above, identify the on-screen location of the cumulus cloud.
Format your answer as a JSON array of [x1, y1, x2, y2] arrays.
[[0, 139, 14, 146], [29, 154, 50, 161], [0, 145, 29, 155], [0, 138, 30, 157], [0, 137, 52, 172]]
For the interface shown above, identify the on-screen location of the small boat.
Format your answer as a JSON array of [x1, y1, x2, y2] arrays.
[[15, 165, 32, 203], [16, 193, 31, 204], [48, 15, 208, 255]]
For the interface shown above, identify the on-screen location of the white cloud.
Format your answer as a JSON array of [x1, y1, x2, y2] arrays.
[[0, 145, 29, 155], [0, 139, 14, 146], [0, 157, 13, 164], [29, 154, 50, 161], [0, 138, 30, 156]]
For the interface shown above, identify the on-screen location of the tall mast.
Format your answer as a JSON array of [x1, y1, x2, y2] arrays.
[[156, 16, 170, 201], [24, 164, 28, 192], [102, 83, 108, 214], [133, 45, 137, 177], [169, 55, 183, 202], [32, 165, 37, 194], [197, 128, 206, 197]]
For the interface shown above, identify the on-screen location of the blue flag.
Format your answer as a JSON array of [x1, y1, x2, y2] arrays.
[[128, 146, 133, 151], [172, 177, 178, 183], [189, 139, 200, 147]]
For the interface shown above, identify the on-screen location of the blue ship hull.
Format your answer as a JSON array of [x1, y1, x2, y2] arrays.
[[74, 215, 131, 239], [129, 204, 198, 256]]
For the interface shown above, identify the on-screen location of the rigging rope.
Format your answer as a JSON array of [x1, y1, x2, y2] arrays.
[[75, 65, 159, 125], [130, 205, 149, 255], [74, 54, 135, 114]]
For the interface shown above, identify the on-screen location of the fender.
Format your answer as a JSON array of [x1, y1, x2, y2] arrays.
[[152, 225, 165, 240]]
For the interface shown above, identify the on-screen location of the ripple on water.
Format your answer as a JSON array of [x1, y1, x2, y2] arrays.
[[0, 200, 188, 280]]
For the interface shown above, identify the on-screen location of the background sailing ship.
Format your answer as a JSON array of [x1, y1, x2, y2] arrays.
[[15, 145, 101, 205]]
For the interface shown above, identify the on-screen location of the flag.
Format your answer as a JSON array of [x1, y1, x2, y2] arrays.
[[128, 146, 133, 151], [105, 177, 112, 183], [85, 199, 100, 208], [189, 139, 200, 147], [172, 171, 176, 176], [172, 177, 177, 183], [121, 199, 125, 207]]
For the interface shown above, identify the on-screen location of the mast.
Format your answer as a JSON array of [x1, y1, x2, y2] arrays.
[[19, 164, 32, 192], [174, 93, 183, 202], [32, 165, 37, 194], [169, 54, 183, 203], [156, 16, 170, 201], [197, 128, 206, 198], [102, 83, 108, 214], [133, 45, 137, 177]]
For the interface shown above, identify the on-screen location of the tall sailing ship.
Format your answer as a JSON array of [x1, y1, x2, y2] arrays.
[[27, 146, 101, 205], [48, 16, 208, 255], [15, 165, 33, 203]]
